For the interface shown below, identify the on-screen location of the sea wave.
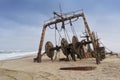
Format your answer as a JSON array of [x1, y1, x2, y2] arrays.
[[0, 50, 37, 60]]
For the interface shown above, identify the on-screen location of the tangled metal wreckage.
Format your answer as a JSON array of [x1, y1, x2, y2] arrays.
[[34, 10, 107, 64]]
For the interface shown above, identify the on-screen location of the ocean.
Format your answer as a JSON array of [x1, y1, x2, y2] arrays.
[[0, 50, 37, 60]]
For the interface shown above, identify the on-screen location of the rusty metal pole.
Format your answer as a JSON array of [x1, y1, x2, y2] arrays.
[[36, 25, 47, 62], [82, 13, 100, 64]]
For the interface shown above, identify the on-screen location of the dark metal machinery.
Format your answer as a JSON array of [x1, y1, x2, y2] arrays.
[[34, 10, 105, 64]]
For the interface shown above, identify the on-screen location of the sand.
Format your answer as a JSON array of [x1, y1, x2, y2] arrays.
[[0, 53, 120, 80]]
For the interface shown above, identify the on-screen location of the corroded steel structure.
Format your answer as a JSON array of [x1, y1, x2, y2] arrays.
[[34, 10, 105, 64]]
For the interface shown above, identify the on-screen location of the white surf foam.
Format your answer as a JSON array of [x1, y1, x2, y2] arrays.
[[0, 51, 37, 60]]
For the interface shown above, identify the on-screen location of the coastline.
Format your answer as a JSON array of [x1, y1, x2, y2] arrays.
[[0, 53, 120, 80]]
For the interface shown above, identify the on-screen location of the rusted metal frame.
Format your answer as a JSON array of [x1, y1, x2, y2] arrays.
[[82, 13, 100, 64], [36, 13, 84, 62], [44, 13, 83, 27]]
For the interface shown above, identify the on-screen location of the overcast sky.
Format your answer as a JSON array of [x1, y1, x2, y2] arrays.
[[0, 0, 120, 52]]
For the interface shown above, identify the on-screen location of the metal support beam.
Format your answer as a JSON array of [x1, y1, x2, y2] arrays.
[[82, 13, 100, 64], [44, 13, 83, 27], [36, 26, 47, 62]]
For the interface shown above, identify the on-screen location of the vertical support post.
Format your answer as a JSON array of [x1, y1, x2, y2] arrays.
[[82, 13, 100, 64], [36, 25, 47, 62]]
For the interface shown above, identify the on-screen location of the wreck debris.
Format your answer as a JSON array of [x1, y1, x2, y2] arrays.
[[34, 10, 107, 64]]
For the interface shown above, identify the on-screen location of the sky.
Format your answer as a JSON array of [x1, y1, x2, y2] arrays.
[[0, 0, 120, 52]]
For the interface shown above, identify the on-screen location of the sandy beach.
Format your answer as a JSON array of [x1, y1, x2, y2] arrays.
[[0, 53, 120, 80]]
